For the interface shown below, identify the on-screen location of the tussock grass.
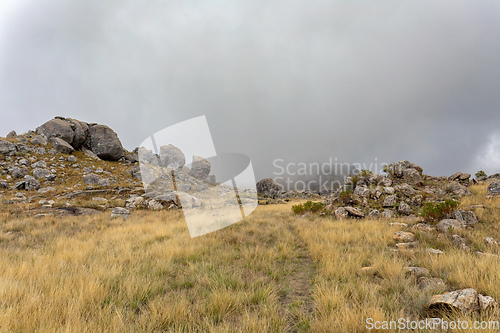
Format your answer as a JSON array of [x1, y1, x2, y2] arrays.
[[0, 184, 499, 332]]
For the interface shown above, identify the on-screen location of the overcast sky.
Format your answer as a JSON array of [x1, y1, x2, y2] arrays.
[[1, 0, 500, 180]]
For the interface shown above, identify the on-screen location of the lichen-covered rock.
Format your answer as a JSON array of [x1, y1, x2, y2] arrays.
[[257, 178, 282, 198], [335, 207, 349, 219], [345, 206, 365, 218], [487, 181, 500, 198], [393, 231, 415, 242], [404, 267, 428, 277], [394, 183, 418, 197], [446, 181, 471, 197], [111, 207, 130, 219], [398, 201, 412, 215], [383, 195, 397, 207], [403, 168, 423, 185], [435, 219, 463, 233], [392, 160, 423, 178], [381, 209, 395, 218], [418, 277, 445, 291], [452, 210, 478, 226], [353, 186, 370, 198], [188, 156, 211, 180], [427, 289, 483, 315]]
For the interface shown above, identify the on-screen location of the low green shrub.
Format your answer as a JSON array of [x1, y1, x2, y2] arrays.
[[475, 170, 487, 178], [339, 190, 353, 204], [360, 169, 373, 177], [292, 201, 325, 215], [421, 199, 459, 223]]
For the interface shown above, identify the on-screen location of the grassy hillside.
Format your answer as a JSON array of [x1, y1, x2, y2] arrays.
[[0, 183, 499, 332]]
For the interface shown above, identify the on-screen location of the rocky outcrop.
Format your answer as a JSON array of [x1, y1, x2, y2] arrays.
[[257, 178, 282, 198], [37, 117, 124, 161], [85, 124, 123, 161]]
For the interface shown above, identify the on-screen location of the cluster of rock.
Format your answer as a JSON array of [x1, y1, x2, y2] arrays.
[[1, 117, 130, 162], [256, 178, 321, 203], [255, 160, 480, 213], [0, 118, 232, 217], [321, 160, 473, 220]]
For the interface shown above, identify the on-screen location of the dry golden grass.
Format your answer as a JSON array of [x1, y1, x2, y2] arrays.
[[0, 183, 499, 332]]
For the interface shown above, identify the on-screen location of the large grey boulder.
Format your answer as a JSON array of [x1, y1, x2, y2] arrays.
[[50, 137, 74, 154], [256, 178, 282, 198], [66, 118, 89, 148], [37, 118, 74, 145], [435, 219, 463, 233], [159, 144, 185, 168], [0, 139, 17, 155], [188, 156, 211, 180], [85, 124, 124, 161], [487, 181, 500, 198]]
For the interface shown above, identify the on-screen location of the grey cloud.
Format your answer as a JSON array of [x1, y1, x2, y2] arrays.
[[1, 0, 500, 181]]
